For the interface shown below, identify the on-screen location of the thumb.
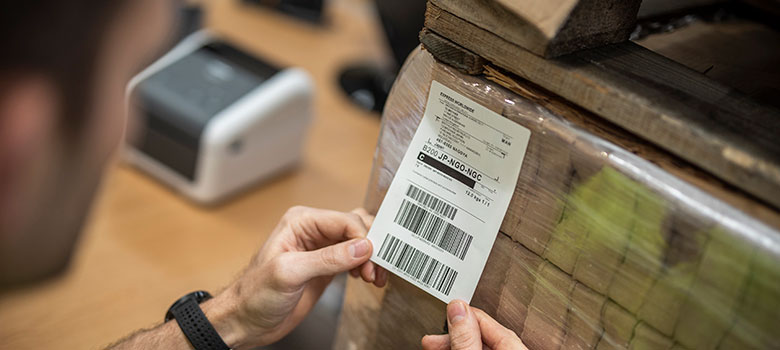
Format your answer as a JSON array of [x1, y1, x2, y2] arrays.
[[447, 300, 482, 350], [284, 238, 372, 285]]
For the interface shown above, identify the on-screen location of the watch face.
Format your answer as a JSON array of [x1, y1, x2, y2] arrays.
[[191, 290, 213, 303], [165, 290, 213, 322]]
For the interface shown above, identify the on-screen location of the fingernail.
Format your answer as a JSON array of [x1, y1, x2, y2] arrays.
[[370, 266, 376, 282], [448, 300, 467, 324], [349, 239, 370, 258]]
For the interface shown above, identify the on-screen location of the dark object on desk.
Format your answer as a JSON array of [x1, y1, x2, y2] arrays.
[[243, 0, 325, 23], [338, 0, 426, 113], [176, 2, 204, 43], [132, 41, 279, 182], [126, 32, 314, 204], [338, 64, 395, 113], [376, 0, 428, 71]]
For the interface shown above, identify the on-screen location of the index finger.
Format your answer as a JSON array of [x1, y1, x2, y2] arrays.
[[283, 206, 369, 247], [350, 208, 387, 286], [351, 208, 375, 228]]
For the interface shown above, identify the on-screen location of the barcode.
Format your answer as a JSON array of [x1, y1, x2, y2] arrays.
[[394, 200, 473, 259], [406, 184, 457, 220], [378, 234, 458, 296]]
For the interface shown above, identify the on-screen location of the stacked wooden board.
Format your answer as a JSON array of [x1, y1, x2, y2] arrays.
[[423, 0, 643, 58], [423, 0, 780, 210], [333, 46, 780, 349]]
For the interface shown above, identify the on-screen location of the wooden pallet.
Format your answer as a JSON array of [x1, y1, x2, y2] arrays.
[[333, 47, 780, 350]]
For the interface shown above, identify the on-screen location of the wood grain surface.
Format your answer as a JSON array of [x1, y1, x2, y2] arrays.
[[636, 18, 780, 110], [424, 2, 780, 210], [0, 0, 386, 348], [429, 0, 641, 57]]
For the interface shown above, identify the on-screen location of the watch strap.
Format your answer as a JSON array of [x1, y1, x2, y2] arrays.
[[170, 298, 231, 350]]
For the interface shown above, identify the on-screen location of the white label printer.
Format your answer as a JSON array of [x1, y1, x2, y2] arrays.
[[125, 31, 313, 204]]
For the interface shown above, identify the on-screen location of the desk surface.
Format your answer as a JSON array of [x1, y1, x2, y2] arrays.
[[0, 1, 386, 348]]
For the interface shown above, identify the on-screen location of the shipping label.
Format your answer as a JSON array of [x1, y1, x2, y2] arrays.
[[367, 80, 531, 303]]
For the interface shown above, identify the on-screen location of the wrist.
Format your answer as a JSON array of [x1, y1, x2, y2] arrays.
[[200, 289, 248, 349]]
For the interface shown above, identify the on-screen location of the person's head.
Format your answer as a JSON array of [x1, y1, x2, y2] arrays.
[[0, 0, 174, 287]]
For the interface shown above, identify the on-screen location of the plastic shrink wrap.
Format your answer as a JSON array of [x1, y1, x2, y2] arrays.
[[334, 47, 780, 350]]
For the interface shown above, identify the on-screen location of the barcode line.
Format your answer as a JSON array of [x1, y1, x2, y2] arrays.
[[378, 234, 458, 296], [394, 200, 473, 260], [406, 184, 457, 220]]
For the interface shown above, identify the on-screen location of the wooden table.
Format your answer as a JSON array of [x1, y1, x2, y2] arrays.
[[0, 1, 386, 348]]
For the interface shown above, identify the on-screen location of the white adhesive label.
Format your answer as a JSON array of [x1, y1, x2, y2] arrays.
[[367, 80, 531, 303]]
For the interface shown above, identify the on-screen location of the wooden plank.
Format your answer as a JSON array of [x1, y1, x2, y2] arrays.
[[472, 234, 517, 316], [607, 185, 667, 313], [333, 278, 385, 350], [522, 262, 576, 350], [637, 0, 727, 18], [742, 0, 780, 16], [598, 301, 637, 350], [637, 221, 708, 336], [571, 168, 637, 294], [673, 228, 753, 350], [373, 275, 447, 348], [419, 28, 487, 75], [629, 322, 673, 350], [562, 283, 606, 350], [636, 19, 780, 110], [430, 0, 642, 57], [495, 240, 545, 336], [424, 2, 780, 211], [718, 247, 780, 349]]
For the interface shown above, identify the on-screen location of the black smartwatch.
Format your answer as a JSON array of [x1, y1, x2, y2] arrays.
[[165, 291, 230, 350]]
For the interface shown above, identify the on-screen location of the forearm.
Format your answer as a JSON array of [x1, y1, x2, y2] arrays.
[[106, 293, 246, 350], [106, 321, 193, 350]]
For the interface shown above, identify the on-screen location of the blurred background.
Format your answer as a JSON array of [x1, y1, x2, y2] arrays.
[[0, 0, 424, 348]]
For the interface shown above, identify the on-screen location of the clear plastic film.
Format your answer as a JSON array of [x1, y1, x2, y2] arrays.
[[358, 47, 780, 350]]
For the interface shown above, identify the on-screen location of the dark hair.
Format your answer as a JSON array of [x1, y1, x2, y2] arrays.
[[0, 1, 128, 136]]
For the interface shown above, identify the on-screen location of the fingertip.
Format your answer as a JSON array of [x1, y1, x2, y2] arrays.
[[351, 207, 369, 216], [361, 261, 376, 283], [421, 334, 433, 347], [470, 306, 487, 319], [349, 238, 371, 259], [420, 334, 433, 348], [421, 334, 449, 350], [360, 261, 375, 283], [447, 300, 469, 325], [374, 265, 388, 287], [340, 211, 370, 240], [351, 208, 375, 229], [349, 268, 360, 278]]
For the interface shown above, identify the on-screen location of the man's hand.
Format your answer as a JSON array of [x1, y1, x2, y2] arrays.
[[107, 206, 385, 350], [201, 206, 386, 348], [422, 300, 528, 350]]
